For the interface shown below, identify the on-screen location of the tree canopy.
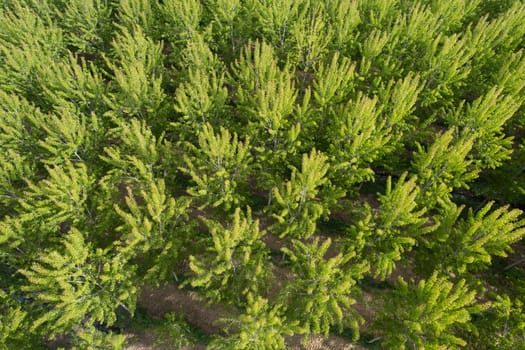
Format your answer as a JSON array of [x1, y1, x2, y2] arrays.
[[1, 0, 525, 348]]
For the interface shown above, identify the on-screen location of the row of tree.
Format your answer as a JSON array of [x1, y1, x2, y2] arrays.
[[1, 0, 525, 348]]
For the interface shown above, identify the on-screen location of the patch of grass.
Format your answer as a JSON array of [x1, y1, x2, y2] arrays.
[[154, 312, 214, 347], [117, 305, 213, 348], [153, 312, 194, 349]]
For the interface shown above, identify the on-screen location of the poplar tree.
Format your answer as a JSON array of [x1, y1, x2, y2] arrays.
[[323, 0, 360, 52], [36, 51, 108, 119], [156, 0, 201, 49], [54, 0, 112, 55], [445, 87, 520, 169], [326, 93, 386, 189], [0, 92, 41, 209], [104, 25, 166, 127], [289, 2, 332, 70], [13, 161, 94, 253], [117, 0, 155, 37], [96, 117, 174, 249], [205, 0, 244, 59], [0, 2, 65, 104], [311, 52, 356, 141], [249, 0, 302, 57], [466, 294, 525, 350], [99, 118, 162, 187]]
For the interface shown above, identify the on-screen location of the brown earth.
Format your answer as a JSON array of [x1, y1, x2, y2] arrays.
[[128, 284, 367, 350], [125, 209, 375, 350]]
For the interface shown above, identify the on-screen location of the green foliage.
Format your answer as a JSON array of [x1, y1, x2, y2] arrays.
[[72, 324, 127, 350], [288, 2, 332, 70], [173, 65, 229, 140], [377, 271, 486, 349], [249, 0, 302, 55], [280, 238, 366, 338], [312, 52, 356, 110], [424, 0, 481, 33], [154, 313, 194, 349], [0, 92, 40, 208], [35, 108, 102, 165], [378, 72, 423, 133], [19, 228, 137, 338], [471, 137, 525, 207], [496, 50, 525, 104], [206, 0, 243, 57], [116, 0, 154, 35], [104, 25, 166, 124], [466, 294, 525, 350], [156, 0, 202, 46], [209, 294, 298, 349], [412, 129, 478, 209], [2, 1, 525, 348], [187, 207, 271, 304], [466, 3, 525, 91], [173, 34, 228, 141], [99, 118, 162, 185], [231, 40, 301, 183], [0, 149, 33, 212], [114, 178, 192, 283], [347, 173, 433, 279], [270, 149, 343, 239], [323, 0, 360, 51], [0, 290, 28, 350], [37, 51, 108, 116], [326, 94, 386, 188], [16, 161, 94, 246], [179, 123, 252, 210], [0, 87, 104, 170], [446, 87, 519, 169], [55, 0, 112, 55], [327, 73, 422, 191], [0, 2, 65, 100], [420, 201, 525, 275]]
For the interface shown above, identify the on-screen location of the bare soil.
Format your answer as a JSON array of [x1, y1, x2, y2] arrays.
[[138, 285, 234, 335], [127, 284, 366, 350], [125, 204, 378, 349]]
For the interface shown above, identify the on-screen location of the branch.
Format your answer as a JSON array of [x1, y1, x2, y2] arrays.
[[503, 257, 525, 271]]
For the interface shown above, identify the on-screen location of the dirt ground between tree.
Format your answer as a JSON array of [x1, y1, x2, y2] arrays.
[[128, 284, 366, 349]]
